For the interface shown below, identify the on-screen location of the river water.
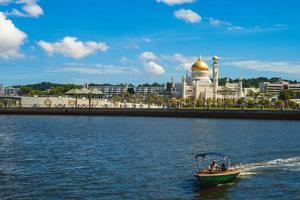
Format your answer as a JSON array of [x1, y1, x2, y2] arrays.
[[0, 116, 299, 199]]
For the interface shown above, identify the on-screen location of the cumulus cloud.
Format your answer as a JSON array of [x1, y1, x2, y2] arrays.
[[156, 0, 196, 6], [144, 61, 165, 76], [174, 9, 201, 24], [5, 0, 44, 18], [224, 60, 300, 76], [0, 12, 27, 59], [140, 51, 165, 75], [140, 51, 158, 61], [38, 36, 109, 59]]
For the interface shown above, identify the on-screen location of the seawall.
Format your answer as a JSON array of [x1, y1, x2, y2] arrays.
[[1, 108, 300, 120]]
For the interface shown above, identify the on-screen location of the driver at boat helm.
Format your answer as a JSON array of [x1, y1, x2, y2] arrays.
[[209, 160, 221, 171]]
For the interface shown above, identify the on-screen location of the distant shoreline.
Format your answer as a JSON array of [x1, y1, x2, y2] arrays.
[[1, 108, 300, 120]]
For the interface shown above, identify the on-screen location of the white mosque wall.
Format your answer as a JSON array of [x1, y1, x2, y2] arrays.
[[20, 97, 163, 109]]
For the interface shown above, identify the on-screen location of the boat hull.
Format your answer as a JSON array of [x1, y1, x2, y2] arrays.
[[194, 170, 240, 185]]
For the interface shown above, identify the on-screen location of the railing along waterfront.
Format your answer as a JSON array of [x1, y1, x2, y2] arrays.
[[0, 107, 300, 120]]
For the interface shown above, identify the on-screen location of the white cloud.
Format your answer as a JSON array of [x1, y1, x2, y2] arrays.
[[21, 0, 43, 17], [156, 0, 196, 6], [144, 61, 165, 76], [5, 0, 44, 18], [140, 51, 165, 75], [140, 51, 158, 61], [141, 37, 151, 43], [208, 17, 232, 27], [162, 53, 195, 71], [207, 17, 245, 31], [228, 26, 244, 31], [0, 0, 12, 5], [174, 9, 201, 24], [161, 53, 214, 71], [38, 36, 109, 59], [224, 60, 300, 76], [120, 56, 129, 64], [0, 12, 27, 59], [53, 63, 140, 75]]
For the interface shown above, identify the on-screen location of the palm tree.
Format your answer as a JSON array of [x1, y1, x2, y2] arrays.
[[279, 90, 294, 108]]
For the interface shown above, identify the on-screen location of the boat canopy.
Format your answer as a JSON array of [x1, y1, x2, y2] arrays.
[[195, 152, 232, 159]]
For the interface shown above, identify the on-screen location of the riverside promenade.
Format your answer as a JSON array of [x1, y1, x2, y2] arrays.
[[1, 108, 300, 120]]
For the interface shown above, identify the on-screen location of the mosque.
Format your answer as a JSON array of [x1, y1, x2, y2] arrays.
[[170, 56, 244, 100]]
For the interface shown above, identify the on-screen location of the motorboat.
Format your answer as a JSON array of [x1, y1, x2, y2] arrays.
[[194, 152, 240, 185]]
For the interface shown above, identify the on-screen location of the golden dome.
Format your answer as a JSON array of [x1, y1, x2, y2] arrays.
[[191, 57, 209, 71], [212, 55, 219, 61]]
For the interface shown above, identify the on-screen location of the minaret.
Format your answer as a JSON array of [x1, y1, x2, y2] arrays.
[[238, 77, 243, 98], [194, 80, 199, 99], [212, 55, 219, 99], [182, 76, 187, 99], [171, 76, 176, 88]]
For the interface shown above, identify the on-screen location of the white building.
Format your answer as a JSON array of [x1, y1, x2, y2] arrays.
[[259, 81, 300, 95], [134, 86, 166, 95], [88, 84, 167, 97], [4, 87, 20, 96], [88, 84, 129, 97], [171, 56, 244, 100]]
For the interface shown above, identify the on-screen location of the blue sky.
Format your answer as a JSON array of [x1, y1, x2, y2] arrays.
[[0, 0, 300, 85]]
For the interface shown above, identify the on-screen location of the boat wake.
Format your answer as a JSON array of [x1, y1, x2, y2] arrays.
[[235, 156, 300, 176]]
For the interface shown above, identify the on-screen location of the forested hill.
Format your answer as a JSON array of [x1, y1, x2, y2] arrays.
[[12, 82, 71, 91]]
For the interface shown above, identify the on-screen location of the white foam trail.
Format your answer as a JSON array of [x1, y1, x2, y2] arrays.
[[235, 156, 300, 176]]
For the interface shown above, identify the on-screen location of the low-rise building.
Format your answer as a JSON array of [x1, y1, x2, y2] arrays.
[[0, 96, 21, 107], [4, 87, 21, 96], [259, 81, 300, 96], [88, 84, 167, 97], [88, 84, 129, 97], [134, 86, 166, 95]]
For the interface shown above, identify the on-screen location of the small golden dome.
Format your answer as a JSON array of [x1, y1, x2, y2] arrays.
[[191, 57, 209, 71], [212, 55, 219, 61]]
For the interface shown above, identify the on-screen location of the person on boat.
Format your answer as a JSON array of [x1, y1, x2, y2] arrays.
[[209, 160, 220, 171], [221, 163, 227, 171]]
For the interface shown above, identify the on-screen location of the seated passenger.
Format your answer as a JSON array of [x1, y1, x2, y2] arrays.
[[209, 160, 220, 171], [221, 163, 227, 171]]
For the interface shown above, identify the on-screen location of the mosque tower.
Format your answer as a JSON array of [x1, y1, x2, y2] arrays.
[[212, 55, 219, 99], [181, 75, 187, 99], [238, 77, 243, 98]]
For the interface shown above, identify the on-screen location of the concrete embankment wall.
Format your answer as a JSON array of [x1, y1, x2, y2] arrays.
[[1, 108, 300, 120]]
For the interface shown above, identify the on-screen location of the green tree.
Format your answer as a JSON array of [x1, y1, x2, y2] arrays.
[[20, 86, 32, 95], [206, 98, 213, 107], [258, 98, 269, 107], [216, 98, 223, 107], [237, 98, 245, 108], [27, 90, 43, 96], [289, 100, 298, 109], [275, 100, 285, 108], [279, 90, 294, 107], [246, 99, 255, 108], [224, 98, 235, 108], [196, 98, 205, 107], [111, 95, 121, 103], [183, 96, 194, 108]]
